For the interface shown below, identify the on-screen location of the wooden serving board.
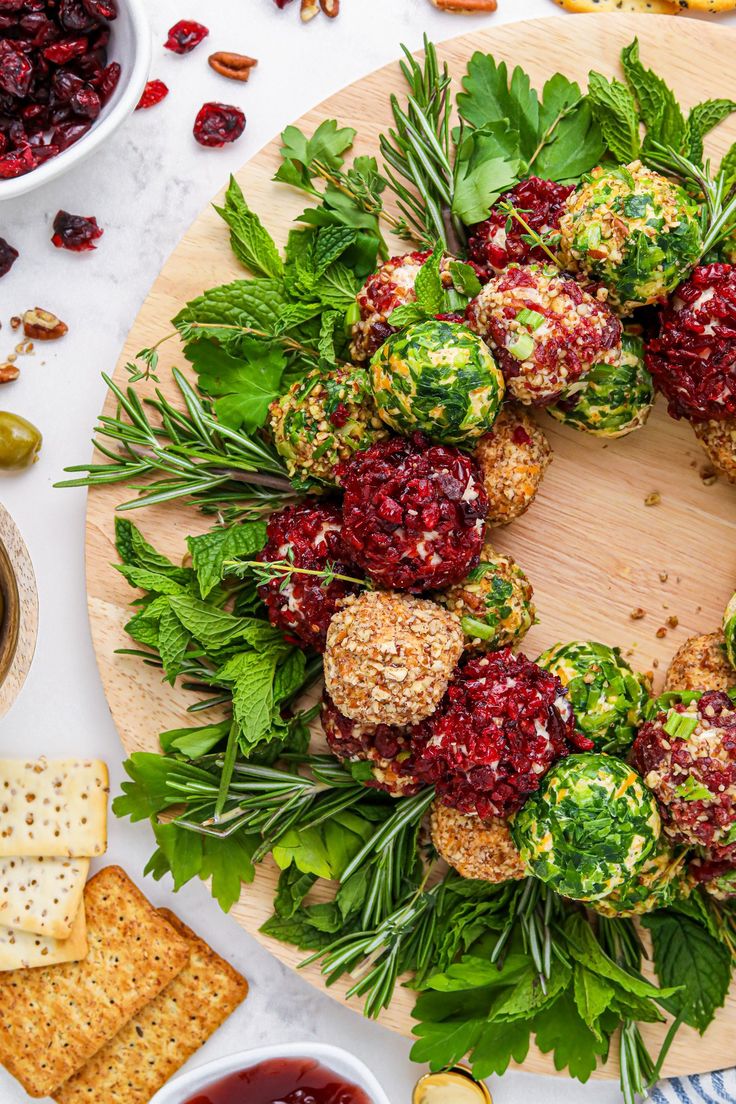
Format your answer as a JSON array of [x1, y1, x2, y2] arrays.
[[86, 14, 736, 1079]]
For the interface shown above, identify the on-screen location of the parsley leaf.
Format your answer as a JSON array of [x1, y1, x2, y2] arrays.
[[534, 989, 609, 1082], [185, 337, 287, 432]]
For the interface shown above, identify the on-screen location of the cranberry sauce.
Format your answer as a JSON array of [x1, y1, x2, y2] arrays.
[[184, 1057, 372, 1104]]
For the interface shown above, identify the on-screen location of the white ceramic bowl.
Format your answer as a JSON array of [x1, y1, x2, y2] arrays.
[[0, 0, 151, 201], [149, 1042, 392, 1104]]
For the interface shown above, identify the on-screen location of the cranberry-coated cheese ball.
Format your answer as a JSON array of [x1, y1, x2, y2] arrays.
[[320, 692, 422, 797], [336, 433, 488, 593], [647, 265, 736, 422], [323, 590, 464, 728], [430, 801, 525, 883], [412, 648, 592, 819], [256, 502, 361, 653], [663, 632, 735, 694], [466, 177, 575, 280], [466, 264, 622, 406], [632, 691, 736, 860], [474, 406, 552, 526], [690, 855, 736, 901]]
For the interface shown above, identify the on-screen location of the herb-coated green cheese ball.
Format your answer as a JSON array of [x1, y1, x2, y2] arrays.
[[536, 641, 650, 755], [558, 161, 702, 313], [547, 334, 654, 438], [590, 840, 687, 918], [370, 320, 505, 444], [510, 753, 661, 901], [269, 367, 388, 490], [435, 542, 535, 651], [723, 593, 736, 670]]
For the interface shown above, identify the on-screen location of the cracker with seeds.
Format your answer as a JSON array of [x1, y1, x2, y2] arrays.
[[0, 758, 109, 858], [554, 0, 679, 12], [0, 856, 89, 938], [53, 909, 249, 1104], [0, 902, 87, 971], [0, 866, 190, 1098], [676, 0, 736, 9]]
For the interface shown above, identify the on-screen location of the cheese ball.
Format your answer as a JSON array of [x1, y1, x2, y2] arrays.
[[336, 433, 488, 592], [693, 418, 736, 483], [724, 594, 736, 669], [590, 840, 687, 918], [559, 161, 702, 313], [412, 648, 592, 819], [537, 640, 650, 755], [370, 320, 505, 445], [690, 855, 736, 901], [320, 692, 422, 797], [510, 754, 661, 901], [435, 543, 535, 651], [632, 691, 736, 860], [430, 801, 525, 883], [647, 265, 736, 422], [323, 590, 464, 727], [466, 264, 622, 406], [663, 632, 735, 694], [474, 405, 552, 526], [269, 367, 388, 489], [547, 333, 654, 438]]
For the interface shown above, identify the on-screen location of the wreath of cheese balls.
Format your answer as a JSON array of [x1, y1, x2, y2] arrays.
[[259, 165, 736, 912]]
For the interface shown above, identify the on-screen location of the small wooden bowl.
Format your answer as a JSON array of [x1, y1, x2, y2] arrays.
[[0, 504, 38, 718]]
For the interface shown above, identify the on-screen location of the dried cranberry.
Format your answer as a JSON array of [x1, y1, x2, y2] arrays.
[[51, 208, 103, 251], [256, 502, 362, 652], [273, 0, 295, 6], [336, 433, 488, 592], [97, 60, 119, 101], [51, 119, 90, 149], [467, 177, 575, 279], [135, 79, 168, 111], [0, 41, 34, 98], [43, 36, 88, 64], [82, 0, 117, 19], [164, 19, 208, 54], [646, 264, 736, 422], [69, 83, 99, 117], [411, 649, 590, 819], [193, 101, 245, 148], [59, 0, 97, 32], [0, 0, 25, 10], [51, 68, 84, 101], [0, 236, 19, 278], [0, 145, 36, 177]]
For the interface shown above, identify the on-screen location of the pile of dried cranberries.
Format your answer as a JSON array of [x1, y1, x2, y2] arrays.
[[0, 0, 121, 180]]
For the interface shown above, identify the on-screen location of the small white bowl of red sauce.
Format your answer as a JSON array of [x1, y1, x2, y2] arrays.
[[149, 1042, 391, 1104]]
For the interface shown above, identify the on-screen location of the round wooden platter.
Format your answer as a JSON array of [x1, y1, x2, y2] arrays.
[[87, 13, 736, 1079]]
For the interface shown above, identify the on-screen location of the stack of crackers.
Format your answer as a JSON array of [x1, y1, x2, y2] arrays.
[[0, 757, 109, 969], [554, 0, 736, 14]]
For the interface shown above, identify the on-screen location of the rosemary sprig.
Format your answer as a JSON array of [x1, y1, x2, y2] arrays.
[[646, 143, 736, 257], [380, 36, 464, 253], [489, 878, 567, 992], [56, 367, 296, 516]]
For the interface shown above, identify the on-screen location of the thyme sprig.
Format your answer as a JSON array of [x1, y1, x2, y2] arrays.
[[498, 201, 562, 269], [228, 553, 368, 592]]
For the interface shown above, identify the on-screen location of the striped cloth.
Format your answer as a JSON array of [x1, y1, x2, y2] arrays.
[[654, 1071, 736, 1103]]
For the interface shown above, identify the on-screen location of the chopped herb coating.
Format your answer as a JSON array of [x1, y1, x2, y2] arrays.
[[435, 542, 535, 651], [537, 640, 650, 755], [547, 333, 654, 438], [559, 161, 702, 313], [370, 320, 505, 445], [591, 840, 688, 918], [723, 593, 736, 670], [510, 753, 661, 901]]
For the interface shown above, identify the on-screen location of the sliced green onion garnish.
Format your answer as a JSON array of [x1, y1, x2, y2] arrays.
[[663, 711, 699, 740], [460, 615, 496, 640], [508, 333, 535, 361], [515, 308, 544, 331]]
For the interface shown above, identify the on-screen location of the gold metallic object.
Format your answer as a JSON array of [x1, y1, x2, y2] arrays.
[[413, 1066, 493, 1104], [0, 535, 19, 689], [0, 505, 38, 718]]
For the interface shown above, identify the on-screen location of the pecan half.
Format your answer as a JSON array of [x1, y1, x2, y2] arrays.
[[22, 308, 68, 341], [320, 0, 339, 15], [0, 364, 19, 384], [208, 51, 258, 82], [430, 0, 497, 10], [300, 0, 320, 19]]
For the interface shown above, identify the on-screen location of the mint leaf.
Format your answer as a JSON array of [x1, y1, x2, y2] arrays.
[[687, 99, 736, 166], [168, 595, 281, 653], [176, 278, 289, 339], [217, 650, 279, 745], [187, 521, 266, 598], [621, 38, 685, 152], [721, 141, 736, 184], [449, 261, 482, 298], [185, 337, 287, 433], [157, 602, 190, 684], [274, 865, 318, 918], [413, 246, 444, 314], [115, 564, 188, 597], [533, 988, 608, 1082], [159, 720, 230, 757], [642, 911, 731, 1033], [273, 648, 306, 704], [587, 71, 641, 163], [214, 176, 284, 278], [115, 518, 189, 581]]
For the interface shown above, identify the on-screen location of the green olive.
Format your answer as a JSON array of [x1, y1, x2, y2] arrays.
[[0, 413, 42, 472]]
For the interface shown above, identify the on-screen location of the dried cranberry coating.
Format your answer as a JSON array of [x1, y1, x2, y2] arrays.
[[256, 501, 362, 652], [633, 691, 736, 859], [136, 79, 168, 111], [164, 19, 209, 54], [0, 0, 119, 178], [0, 236, 19, 277], [646, 264, 736, 422], [412, 648, 590, 819], [51, 209, 103, 251], [467, 177, 575, 279], [337, 433, 488, 593], [321, 692, 423, 796], [193, 102, 245, 148], [350, 250, 434, 361]]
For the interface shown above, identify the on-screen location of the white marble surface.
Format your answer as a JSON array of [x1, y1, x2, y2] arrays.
[[1, 2, 736, 1102]]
